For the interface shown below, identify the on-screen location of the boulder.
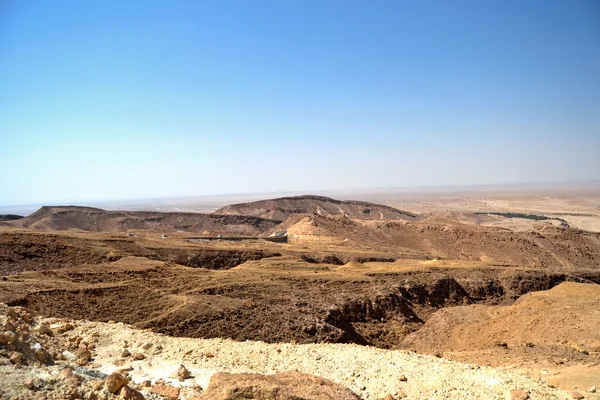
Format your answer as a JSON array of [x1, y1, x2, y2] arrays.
[[509, 389, 529, 400], [0, 331, 17, 344], [199, 371, 360, 399], [171, 364, 191, 381], [57, 323, 75, 333], [106, 372, 129, 393], [118, 386, 145, 400], [151, 384, 180, 400], [9, 352, 23, 364]]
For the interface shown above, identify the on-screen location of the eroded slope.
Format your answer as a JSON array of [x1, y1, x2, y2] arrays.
[[214, 195, 419, 221], [9, 206, 280, 235]]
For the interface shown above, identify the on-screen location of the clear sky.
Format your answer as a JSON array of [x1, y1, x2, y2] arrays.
[[1, 0, 599, 206]]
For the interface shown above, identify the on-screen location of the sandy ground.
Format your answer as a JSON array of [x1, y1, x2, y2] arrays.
[[375, 187, 600, 232]]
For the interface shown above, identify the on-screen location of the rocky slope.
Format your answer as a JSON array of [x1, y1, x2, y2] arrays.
[[280, 213, 600, 269], [0, 302, 583, 400], [8, 206, 280, 235], [402, 282, 600, 354], [214, 195, 419, 222]]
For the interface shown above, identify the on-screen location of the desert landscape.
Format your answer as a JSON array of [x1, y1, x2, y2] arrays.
[[3, 0, 598, 398], [0, 188, 599, 399]]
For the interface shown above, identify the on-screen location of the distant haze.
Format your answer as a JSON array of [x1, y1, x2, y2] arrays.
[[1, 1, 599, 206]]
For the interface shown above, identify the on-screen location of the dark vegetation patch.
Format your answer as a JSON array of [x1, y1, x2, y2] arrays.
[[300, 255, 344, 265], [147, 249, 281, 269]]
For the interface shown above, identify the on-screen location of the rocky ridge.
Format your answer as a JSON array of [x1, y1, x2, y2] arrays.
[[214, 195, 419, 222]]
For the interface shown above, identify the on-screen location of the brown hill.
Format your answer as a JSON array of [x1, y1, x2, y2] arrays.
[[8, 206, 280, 236], [214, 195, 418, 222], [281, 213, 600, 269], [401, 281, 600, 353]]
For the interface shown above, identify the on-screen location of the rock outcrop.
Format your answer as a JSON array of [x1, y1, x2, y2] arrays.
[[199, 371, 361, 400]]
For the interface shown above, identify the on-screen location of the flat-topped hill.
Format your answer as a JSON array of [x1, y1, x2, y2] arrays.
[[8, 205, 279, 235], [214, 195, 419, 222]]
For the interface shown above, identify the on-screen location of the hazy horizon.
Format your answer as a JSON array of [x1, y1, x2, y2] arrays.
[[2, 180, 600, 218], [2, 1, 599, 206]]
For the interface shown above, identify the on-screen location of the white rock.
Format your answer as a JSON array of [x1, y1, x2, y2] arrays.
[[62, 350, 77, 361]]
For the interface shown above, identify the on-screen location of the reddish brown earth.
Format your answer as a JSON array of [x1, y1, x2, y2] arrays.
[[1, 224, 598, 350], [199, 371, 361, 399], [1, 195, 599, 396]]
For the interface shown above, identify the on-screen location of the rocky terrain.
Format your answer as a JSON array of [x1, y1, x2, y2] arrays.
[[8, 206, 280, 235], [277, 213, 600, 270], [1, 194, 599, 399], [214, 195, 419, 222], [0, 302, 590, 400]]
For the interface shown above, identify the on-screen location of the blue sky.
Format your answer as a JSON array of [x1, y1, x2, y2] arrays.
[[1, 0, 599, 206]]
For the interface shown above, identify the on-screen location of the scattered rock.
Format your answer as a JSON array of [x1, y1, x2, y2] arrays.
[[151, 384, 180, 400], [60, 367, 81, 387], [175, 364, 191, 381], [398, 374, 407, 382], [88, 392, 101, 400], [62, 350, 77, 361], [34, 347, 49, 363], [396, 390, 408, 399], [37, 323, 51, 335], [106, 372, 129, 393], [571, 392, 585, 399], [0, 331, 17, 344], [19, 309, 33, 323], [121, 349, 131, 358], [57, 323, 75, 333], [573, 344, 589, 355], [23, 378, 34, 390], [9, 352, 23, 365], [589, 387, 596, 393], [509, 389, 529, 400], [199, 371, 360, 399], [117, 385, 145, 400], [141, 342, 153, 350], [377, 395, 395, 400], [78, 349, 92, 361], [131, 353, 145, 360], [116, 366, 134, 374]]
